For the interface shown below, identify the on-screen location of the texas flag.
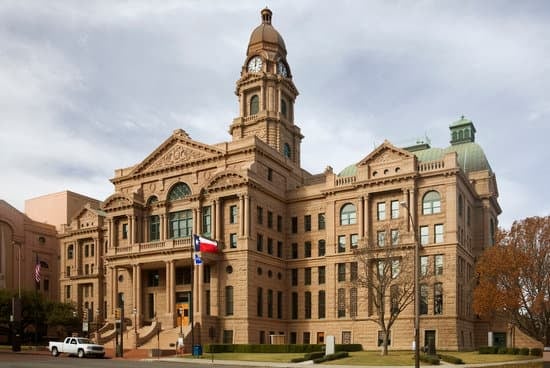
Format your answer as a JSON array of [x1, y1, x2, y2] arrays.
[[193, 235, 218, 253]]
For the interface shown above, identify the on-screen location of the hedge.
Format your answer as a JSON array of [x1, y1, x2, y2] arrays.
[[530, 348, 542, 356], [313, 351, 349, 363], [519, 348, 530, 355], [439, 354, 464, 364], [204, 343, 362, 354], [420, 354, 440, 365]]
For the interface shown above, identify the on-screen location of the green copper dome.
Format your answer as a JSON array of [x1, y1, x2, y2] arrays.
[[338, 163, 357, 177]]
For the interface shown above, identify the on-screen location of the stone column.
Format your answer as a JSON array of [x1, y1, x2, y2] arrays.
[[239, 195, 245, 237], [128, 215, 134, 244], [165, 261, 173, 315], [110, 267, 118, 314], [136, 264, 142, 325], [364, 194, 370, 242], [244, 195, 250, 238], [358, 196, 364, 240], [107, 219, 113, 249], [160, 214, 166, 241], [215, 199, 222, 241]]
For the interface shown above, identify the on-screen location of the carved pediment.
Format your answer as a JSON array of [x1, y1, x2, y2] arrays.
[[357, 140, 413, 167], [102, 194, 132, 210], [130, 131, 225, 176]]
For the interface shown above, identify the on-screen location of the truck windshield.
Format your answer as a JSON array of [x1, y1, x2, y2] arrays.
[[76, 338, 92, 344]]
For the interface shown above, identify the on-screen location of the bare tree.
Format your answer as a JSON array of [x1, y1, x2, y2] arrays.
[[352, 224, 416, 355]]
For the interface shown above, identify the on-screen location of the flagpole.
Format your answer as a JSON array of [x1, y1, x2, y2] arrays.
[[191, 238, 195, 352]]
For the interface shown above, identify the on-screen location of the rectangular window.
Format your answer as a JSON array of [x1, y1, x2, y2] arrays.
[[277, 215, 282, 232], [392, 259, 400, 279], [206, 290, 211, 316], [203, 265, 211, 283], [434, 283, 443, 314], [377, 231, 386, 247], [435, 254, 443, 275], [268, 167, 273, 181], [257, 206, 263, 225], [318, 290, 326, 318], [318, 213, 326, 230], [337, 288, 346, 317], [277, 241, 282, 258], [303, 331, 311, 344], [304, 267, 312, 285], [149, 215, 160, 241], [291, 292, 298, 319], [229, 233, 237, 248], [350, 233, 358, 248], [350, 287, 358, 318], [66, 266, 70, 277], [377, 202, 386, 220], [291, 217, 298, 234], [318, 239, 326, 256], [229, 205, 238, 224], [350, 262, 358, 281], [291, 243, 298, 259], [420, 256, 428, 276], [304, 241, 312, 257], [391, 229, 399, 245], [175, 267, 192, 284], [277, 291, 283, 319], [223, 330, 233, 344], [304, 291, 312, 319], [318, 266, 326, 284], [420, 226, 429, 245], [304, 215, 312, 232], [268, 211, 273, 228], [434, 224, 444, 243], [291, 269, 298, 286], [267, 289, 273, 318], [378, 331, 391, 346], [66, 285, 71, 299], [257, 287, 263, 317], [147, 270, 160, 287], [169, 210, 193, 238], [225, 286, 234, 316], [202, 206, 211, 237], [257, 233, 263, 251], [337, 263, 346, 282], [267, 238, 273, 255], [390, 285, 399, 313], [391, 200, 400, 219], [420, 284, 429, 315], [122, 223, 128, 239], [338, 235, 346, 253]]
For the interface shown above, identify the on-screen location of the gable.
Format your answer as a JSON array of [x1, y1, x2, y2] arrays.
[[102, 194, 133, 211], [206, 172, 248, 192], [357, 140, 414, 167], [130, 129, 225, 176]]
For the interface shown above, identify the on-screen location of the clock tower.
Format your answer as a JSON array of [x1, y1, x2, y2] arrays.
[[229, 8, 303, 166]]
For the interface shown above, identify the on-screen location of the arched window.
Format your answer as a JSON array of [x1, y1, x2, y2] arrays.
[[67, 244, 74, 259], [281, 99, 287, 117], [147, 196, 158, 206], [168, 183, 191, 201], [250, 95, 259, 115], [149, 215, 160, 241], [340, 203, 357, 225], [422, 191, 441, 215], [283, 143, 291, 158]]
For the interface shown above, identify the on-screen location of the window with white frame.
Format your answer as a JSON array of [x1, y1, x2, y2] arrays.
[[340, 203, 357, 225], [420, 256, 428, 276], [350, 233, 358, 248], [390, 229, 399, 245], [338, 235, 346, 253], [423, 191, 441, 215], [435, 255, 443, 275], [377, 202, 386, 220], [391, 200, 400, 219], [377, 231, 386, 247], [420, 226, 429, 245], [434, 224, 444, 243]]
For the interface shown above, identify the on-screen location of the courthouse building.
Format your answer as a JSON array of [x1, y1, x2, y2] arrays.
[[54, 8, 503, 350]]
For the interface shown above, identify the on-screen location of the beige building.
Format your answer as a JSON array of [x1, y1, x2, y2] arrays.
[[54, 8, 507, 350], [0, 200, 58, 299]]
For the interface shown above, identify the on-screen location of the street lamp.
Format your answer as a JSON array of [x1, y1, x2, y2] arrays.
[[400, 201, 420, 368]]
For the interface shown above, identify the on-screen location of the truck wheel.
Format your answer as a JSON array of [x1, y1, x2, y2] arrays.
[[77, 349, 85, 358], [51, 347, 59, 357]]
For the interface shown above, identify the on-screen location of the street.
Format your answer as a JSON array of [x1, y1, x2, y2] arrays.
[[0, 350, 288, 368]]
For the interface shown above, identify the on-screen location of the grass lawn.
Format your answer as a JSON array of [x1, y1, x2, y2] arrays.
[[199, 350, 541, 366]]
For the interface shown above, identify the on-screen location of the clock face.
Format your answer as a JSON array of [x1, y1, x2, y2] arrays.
[[247, 56, 263, 72], [277, 61, 288, 77]]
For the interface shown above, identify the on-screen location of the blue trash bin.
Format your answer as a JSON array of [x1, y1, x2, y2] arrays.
[[192, 344, 202, 356]]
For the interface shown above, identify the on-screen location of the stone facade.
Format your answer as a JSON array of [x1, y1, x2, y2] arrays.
[[0, 200, 58, 299], [37, 8, 507, 351]]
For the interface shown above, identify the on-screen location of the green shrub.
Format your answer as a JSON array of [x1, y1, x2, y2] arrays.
[[204, 343, 329, 354], [519, 347, 530, 355], [479, 346, 499, 354], [304, 351, 324, 360], [439, 354, 464, 364], [420, 354, 440, 365], [530, 348, 542, 356], [335, 343, 363, 352], [313, 351, 348, 363], [498, 347, 508, 354]]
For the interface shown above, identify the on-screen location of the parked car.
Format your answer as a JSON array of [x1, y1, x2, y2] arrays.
[[48, 337, 105, 358]]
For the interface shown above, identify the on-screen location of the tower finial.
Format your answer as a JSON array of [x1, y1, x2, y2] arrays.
[[261, 7, 272, 25]]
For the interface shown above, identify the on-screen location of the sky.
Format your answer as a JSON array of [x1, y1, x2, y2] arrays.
[[1, 1, 549, 229]]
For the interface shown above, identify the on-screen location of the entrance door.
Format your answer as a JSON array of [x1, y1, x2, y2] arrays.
[[424, 330, 436, 354], [176, 303, 190, 326]]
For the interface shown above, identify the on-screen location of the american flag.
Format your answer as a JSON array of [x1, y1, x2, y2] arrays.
[[34, 256, 41, 283]]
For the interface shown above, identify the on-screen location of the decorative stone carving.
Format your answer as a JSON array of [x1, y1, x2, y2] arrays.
[[147, 144, 206, 172]]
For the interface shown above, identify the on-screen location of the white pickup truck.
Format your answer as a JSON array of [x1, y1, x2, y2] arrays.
[[49, 337, 105, 358]]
